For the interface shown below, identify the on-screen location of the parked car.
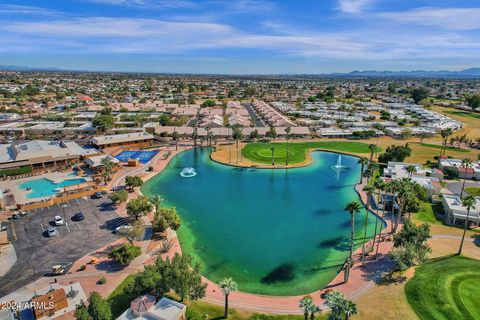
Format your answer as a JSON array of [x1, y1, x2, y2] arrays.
[[115, 225, 132, 234], [47, 227, 58, 237], [11, 213, 20, 220], [54, 216, 64, 226], [93, 192, 103, 199], [72, 213, 85, 221]]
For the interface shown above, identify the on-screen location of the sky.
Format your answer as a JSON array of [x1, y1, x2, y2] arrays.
[[0, 0, 480, 74]]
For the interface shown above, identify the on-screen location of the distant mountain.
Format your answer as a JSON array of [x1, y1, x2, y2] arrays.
[[0, 65, 64, 71], [330, 68, 480, 78]]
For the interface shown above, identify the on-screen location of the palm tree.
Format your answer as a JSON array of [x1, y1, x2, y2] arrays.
[[357, 157, 369, 184], [364, 161, 379, 184], [148, 194, 162, 217], [361, 185, 375, 262], [219, 278, 238, 319], [406, 165, 417, 179], [192, 127, 198, 147], [457, 194, 476, 255], [206, 128, 214, 147], [324, 290, 345, 320], [172, 131, 179, 151], [299, 296, 313, 320], [344, 201, 362, 282], [100, 157, 114, 184], [232, 125, 243, 164], [439, 128, 453, 159], [270, 146, 275, 166], [459, 158, 472, 198], [285, 127, 291, 166], [343, 300, 359, 320], [308, 303, 321, 320], [368, 144, 376, 161]]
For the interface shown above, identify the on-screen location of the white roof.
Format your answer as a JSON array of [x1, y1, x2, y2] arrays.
[[92, 132, 154, 146]]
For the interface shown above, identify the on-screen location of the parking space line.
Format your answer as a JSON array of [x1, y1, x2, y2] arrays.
[[40, 223, 44, 232], [65, 223, 71, 233]]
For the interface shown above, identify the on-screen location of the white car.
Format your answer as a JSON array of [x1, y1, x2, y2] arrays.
[[54, 216, 64, 226], [115, 225, 132, 234]]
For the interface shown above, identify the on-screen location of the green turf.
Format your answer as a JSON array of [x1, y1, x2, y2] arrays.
[[405, 256, 480, 320], [415, 142, 471, 153], [465, 187, 480, 197], [241, 141, 381, 165], [444, 110, 480, 120], [414, 202, 443, 225], [107, 275, 136, 318]]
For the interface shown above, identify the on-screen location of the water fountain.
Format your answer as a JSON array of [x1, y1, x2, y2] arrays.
[[180, 167, 197, 178], [331, 154, 348, 170]]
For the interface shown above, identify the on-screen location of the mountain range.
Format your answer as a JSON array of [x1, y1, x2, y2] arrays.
[[1, 65, 480, 78]]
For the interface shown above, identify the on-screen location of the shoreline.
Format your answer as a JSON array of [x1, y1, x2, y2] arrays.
[[139, 146, 393, 313]]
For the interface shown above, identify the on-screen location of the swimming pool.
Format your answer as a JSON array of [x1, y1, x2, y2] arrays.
[[115, 150, 159, 164], [19, 178, 87, 199]]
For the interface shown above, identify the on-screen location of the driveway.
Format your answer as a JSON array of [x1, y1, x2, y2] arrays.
[[446, 180, 480, 195], [0, 196, 123, 297]]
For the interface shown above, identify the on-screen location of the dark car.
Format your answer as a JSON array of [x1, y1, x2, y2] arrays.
[[92, 192, 103, 199], [72, 212, 85, 221]]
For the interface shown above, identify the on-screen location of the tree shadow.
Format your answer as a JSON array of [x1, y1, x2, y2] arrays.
[[261, 263, 295, 284], [318, 236, 346, 249]]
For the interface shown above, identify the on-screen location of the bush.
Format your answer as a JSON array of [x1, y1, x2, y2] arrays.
[[0, 166, 32, 177], [79, 265, 86, 271], [97, 277, 107, 285], [108, 244, 141, 265], [443, 167, 459, 179]]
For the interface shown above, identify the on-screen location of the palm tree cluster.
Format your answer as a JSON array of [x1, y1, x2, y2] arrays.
[[299, 296, 322, 320], [357, 157, 379, 184], [438, 128, 453, 159], [324, 290, 358, 320], [448, 133, 474, 149]]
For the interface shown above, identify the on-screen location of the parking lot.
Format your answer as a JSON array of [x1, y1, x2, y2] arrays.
[[0, 196, 126, 297]]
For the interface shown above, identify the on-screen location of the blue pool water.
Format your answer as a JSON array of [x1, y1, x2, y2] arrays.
[[19, 178, 87, 199], [115, 150, 159, 164]]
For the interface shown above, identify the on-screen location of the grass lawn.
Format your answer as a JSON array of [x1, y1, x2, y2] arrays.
[[186, 301, 311, 320], [444, 110, 480, 120], [241, 141, 380, 165], [465, 187, 480, 197], [107, 275, 137, 318], [413, 202, 444, 225], [414, 142, 471, 154], [405, 256, 480, 320]]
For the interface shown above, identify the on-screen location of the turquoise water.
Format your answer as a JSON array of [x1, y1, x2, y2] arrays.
[[142, 148, 384, 295], [115, 150, 159, 164], [19, 178, 87, 199]]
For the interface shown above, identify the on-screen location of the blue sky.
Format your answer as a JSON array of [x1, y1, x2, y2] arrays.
[[1, 0, 480, 74]]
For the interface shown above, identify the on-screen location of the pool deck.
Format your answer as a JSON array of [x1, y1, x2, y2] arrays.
[[0, 171, 89, 205]]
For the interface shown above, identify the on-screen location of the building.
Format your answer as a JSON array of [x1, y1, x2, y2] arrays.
[[117, 296, 186, 320], [0, 140, 97, 172], [439, 159, 480, 180], [91, 132, 154, 149], [31, 288, 68, 319], [442, 194, 480, 225]]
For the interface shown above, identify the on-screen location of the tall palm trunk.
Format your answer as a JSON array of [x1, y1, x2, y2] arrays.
[[460, 170, 468, 198], [457, 209, 471, 255], [361, 198, 370, 261], [224, 294, 229, 319]]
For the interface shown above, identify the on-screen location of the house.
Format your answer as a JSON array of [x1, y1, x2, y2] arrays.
[[117, 296, 186, 320], [442, 194, 480, 225], [31, 288, 68, 319], [91, 132, 154, 149], [439, 159, 480, 180]]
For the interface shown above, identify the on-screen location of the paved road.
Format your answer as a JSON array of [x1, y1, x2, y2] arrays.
[[446, 181, 480, 195], [0, 196, 122, 297], [244, 103, 266, 127]]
